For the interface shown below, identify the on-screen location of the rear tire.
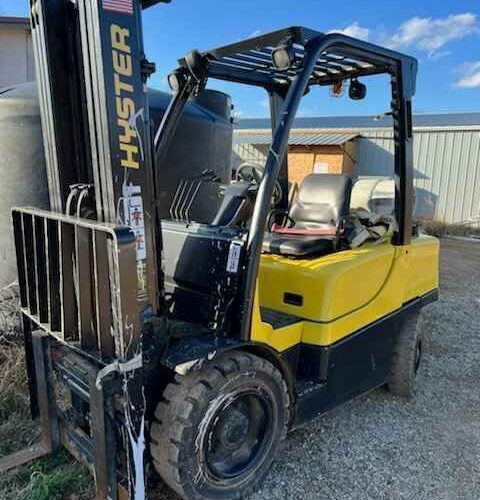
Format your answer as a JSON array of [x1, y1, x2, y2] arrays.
[[388, 310, 425, 398], [150, 351, 290, 500]]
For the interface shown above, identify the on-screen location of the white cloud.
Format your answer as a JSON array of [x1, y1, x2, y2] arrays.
[[455, 62, 480, 88], [329, 22, 370, 41], [429, 50, 452, 60], [387, 13, 478, 56], [249, 30, 262, 38]]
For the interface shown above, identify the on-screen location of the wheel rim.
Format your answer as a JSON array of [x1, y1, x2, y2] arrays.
[[203, 390, 273, 481], [414, 339, 422, 374]]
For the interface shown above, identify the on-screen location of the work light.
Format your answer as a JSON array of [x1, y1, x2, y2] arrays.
[[272, 41, 295, 71], [349, 78, 367, 100], [168, 69, 186, 93]]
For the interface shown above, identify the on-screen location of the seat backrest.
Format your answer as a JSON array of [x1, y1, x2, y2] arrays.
[[289, 174, 353, 227]]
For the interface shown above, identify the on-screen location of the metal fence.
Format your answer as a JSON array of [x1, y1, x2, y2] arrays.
[[12, 206, 140, 362]]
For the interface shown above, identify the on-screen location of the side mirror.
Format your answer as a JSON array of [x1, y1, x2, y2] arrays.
[[349, 78, 367, 100]]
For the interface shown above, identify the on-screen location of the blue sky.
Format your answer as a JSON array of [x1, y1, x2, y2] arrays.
[[1, 0, 479, 117]]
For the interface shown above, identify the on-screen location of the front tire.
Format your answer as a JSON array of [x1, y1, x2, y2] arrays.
[[150, 351, 290, 499]]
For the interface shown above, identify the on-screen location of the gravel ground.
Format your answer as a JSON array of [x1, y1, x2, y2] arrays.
[[151, 238, 480, 500], [2, 238, 479, 499], [249, 237, 480, 500]]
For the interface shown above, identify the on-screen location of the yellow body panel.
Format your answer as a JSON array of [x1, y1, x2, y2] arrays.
[[259, 242, 396, 322], [251, 293, 304, 351], [251, 235, 439, 350]]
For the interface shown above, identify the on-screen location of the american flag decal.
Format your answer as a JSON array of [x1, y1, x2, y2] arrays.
[[103, 0, 133, 15]]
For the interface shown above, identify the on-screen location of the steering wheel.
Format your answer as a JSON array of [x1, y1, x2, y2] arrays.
[[236, 163, 283, 205]]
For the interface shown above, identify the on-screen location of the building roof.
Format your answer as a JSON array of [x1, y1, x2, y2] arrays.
[[234, 131, 358, 146], [237, 112, 480, 131], [0, 17, 30, 31]]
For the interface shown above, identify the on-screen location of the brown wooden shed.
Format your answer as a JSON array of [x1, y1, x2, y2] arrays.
[[233, 131, 359, 184]]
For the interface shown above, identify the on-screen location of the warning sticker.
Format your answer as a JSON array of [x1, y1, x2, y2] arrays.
[[127, 194, 146, 261], [226, 242, 242, 274]]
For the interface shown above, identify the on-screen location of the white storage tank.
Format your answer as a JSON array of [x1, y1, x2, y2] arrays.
[[0, 82, 235, 286], [0, 82, 49, 287]]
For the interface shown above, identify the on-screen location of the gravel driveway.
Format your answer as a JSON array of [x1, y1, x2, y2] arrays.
[[251, 237, 480, 500], [2, 239, 477, 500], [153, 238, 480, 500]]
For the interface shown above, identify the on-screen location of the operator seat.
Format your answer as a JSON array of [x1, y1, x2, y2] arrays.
[[262, 174, 352, 258]]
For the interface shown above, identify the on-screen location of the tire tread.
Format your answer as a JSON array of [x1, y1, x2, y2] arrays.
[[150, 350, 289, 499]]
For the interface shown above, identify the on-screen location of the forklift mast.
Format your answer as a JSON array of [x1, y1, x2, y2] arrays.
[[6, 1, 170, 498], [30, 0, 166, 310]]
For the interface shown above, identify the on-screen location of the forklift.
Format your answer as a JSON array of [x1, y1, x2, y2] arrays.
[[1, 1, 439, 499]]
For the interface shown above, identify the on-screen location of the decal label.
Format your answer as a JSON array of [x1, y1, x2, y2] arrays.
[[103, 0, 134, 16], [226, 242, 242, 274], [111, 24, 141, 169], [122, 184, 146, 261]]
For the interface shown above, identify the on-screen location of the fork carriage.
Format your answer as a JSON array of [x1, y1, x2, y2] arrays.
[[8, 206, 144, 498]]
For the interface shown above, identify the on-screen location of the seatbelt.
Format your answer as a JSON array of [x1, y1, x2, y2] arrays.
[[347, 209, 397, 248]]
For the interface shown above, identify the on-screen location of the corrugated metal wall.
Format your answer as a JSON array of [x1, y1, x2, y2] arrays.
[[234, 127, 480, 223], [356, 129, 480, 223], [0, 26, 35, 87], [232, 143, 267, 169]]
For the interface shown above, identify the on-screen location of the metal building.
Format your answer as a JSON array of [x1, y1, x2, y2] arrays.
[[235, 113, 480, 224], [0, 17, 35, 87]]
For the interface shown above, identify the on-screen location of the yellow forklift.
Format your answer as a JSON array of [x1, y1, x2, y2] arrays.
[[3, 2, 438, 499]]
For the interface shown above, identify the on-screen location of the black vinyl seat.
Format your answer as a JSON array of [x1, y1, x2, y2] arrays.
[[262, 173, 352, 258], [263, 234, 334, 257]]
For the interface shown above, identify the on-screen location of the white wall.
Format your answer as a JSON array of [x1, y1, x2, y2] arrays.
[[0, 26, 35, 87]]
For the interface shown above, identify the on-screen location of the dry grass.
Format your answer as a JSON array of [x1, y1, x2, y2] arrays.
[[421, 219, 480, 238], [0, 282, 94, 499], [0, 343, 39, 457], [0, 339, 93, 499]]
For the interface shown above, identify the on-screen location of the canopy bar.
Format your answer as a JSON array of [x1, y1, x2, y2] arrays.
[[178, 26, 416, 91]]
